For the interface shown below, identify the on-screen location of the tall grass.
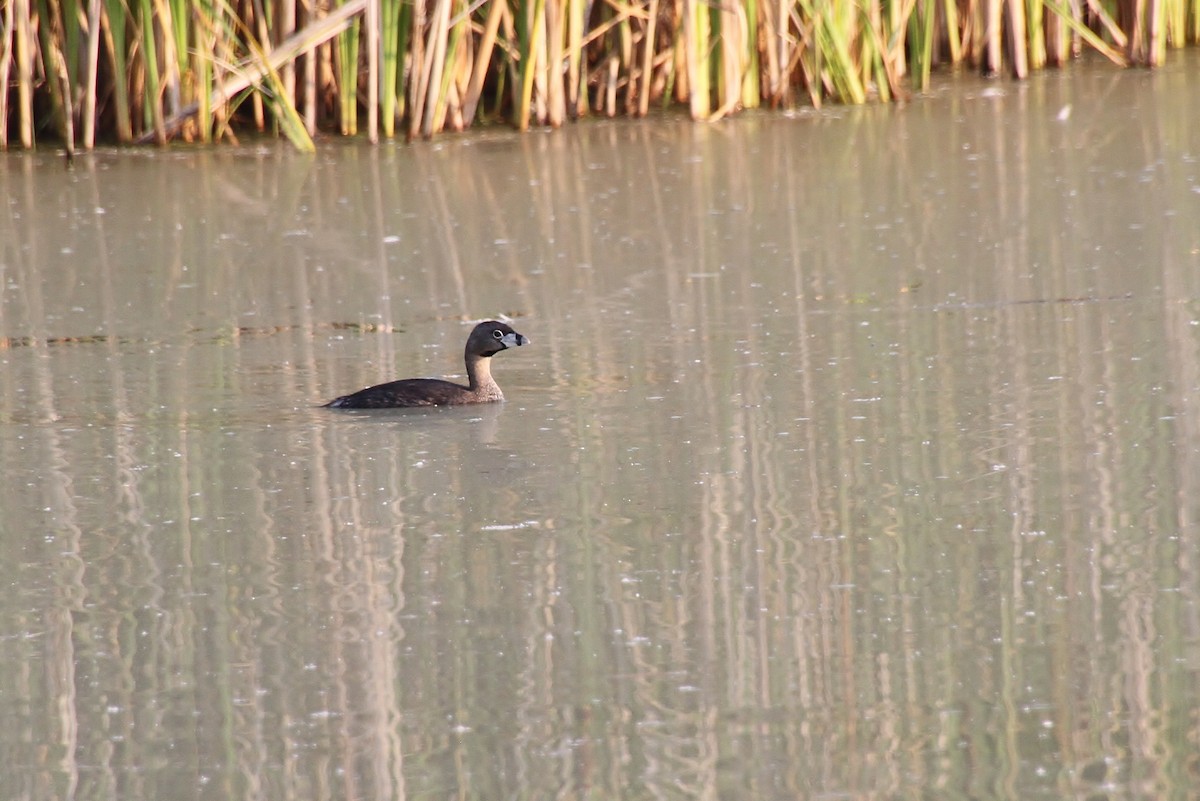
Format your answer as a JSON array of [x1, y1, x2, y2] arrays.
[[2, 0, 1198, 149]]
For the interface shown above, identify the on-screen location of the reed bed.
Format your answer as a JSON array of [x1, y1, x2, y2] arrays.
[[2, 0, 1198, 149]]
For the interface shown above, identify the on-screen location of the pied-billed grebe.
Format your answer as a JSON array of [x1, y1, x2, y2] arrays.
[[323, 320, 529, 408]]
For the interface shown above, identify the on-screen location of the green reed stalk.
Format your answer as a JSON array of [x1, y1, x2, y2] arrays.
[[380, 0, 403, 135], [684, 0, 711, 118], [711, 0, 738, 117], [136, 0, 165, 141], [169, 0, 190, 109], [1151, 8, 1166, 65], [516, 0, 546, 130], [258, 56, 315, 149], [860, 0, 883, 98], [338, 5, 361, 134], [834, 0, 866, 97], [908, 0, 935, 91], [1147, 0, 1176, 62], [60, 0, 80, 82], [637, 0, 660, 116], [942, 0, 962, 64], [861, 0, 892, 101], [798, 0, 865, 103], [1162, 0, 1183, 46], [395, 0, 415, 120], [883, 0, 907, 96], [36, 0, 73, 148], [1026, 0, 1046, 68], [100, 0, 133, 141], [191, 0, 216, 142], [489, 2, 515, 119], [742, 0, 760, 108]]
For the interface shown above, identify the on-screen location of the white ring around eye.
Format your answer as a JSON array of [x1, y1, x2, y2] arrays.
[[492, 329, 503, 339]]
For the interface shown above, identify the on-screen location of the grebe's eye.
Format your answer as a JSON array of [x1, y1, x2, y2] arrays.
[[492, 329, 504, 339]]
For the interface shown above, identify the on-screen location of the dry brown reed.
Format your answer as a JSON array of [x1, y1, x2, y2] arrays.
[[1, 0, 1197, 149]]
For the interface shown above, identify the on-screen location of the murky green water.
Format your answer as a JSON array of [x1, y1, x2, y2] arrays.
[[2, 54, 1200, 800]]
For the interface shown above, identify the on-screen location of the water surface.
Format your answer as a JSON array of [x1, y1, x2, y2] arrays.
[[2, 54, 1200, 800]]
